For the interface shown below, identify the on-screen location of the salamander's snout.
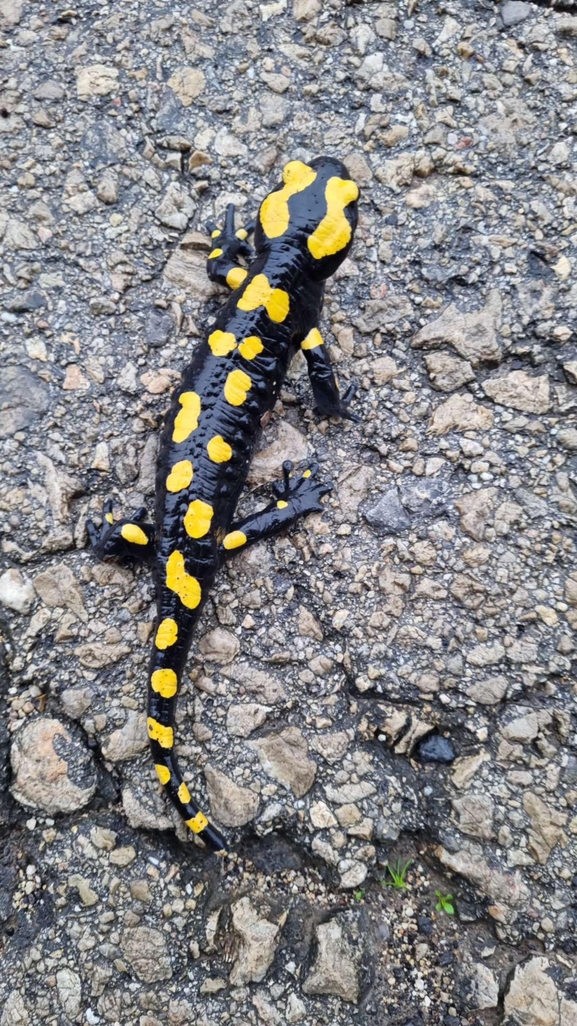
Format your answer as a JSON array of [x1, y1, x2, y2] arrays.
[[254, 155, 360, 280]]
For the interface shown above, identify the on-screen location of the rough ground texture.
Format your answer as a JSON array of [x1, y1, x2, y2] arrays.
[[0, 0, 576, 1023]]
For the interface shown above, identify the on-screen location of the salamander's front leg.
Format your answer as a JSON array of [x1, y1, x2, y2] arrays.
[[87, 499, 156, 564], [301, 328, 360, 422], [206, 203, 254, 291], [221, 462, 331, 556]]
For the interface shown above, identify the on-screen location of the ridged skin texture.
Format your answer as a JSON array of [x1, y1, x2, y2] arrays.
[[89, 156, 359, 852]]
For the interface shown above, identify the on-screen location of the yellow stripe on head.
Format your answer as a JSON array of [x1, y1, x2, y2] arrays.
[[151, 668, 178, 698], [155, 618, 178, 649], [147, 717, 174, 748], [208, 248, 223, 259], [259, 160, 317, 239], [308, 176, 359, 260], [166, 459, 193, 493], [166, 550, 202, 609], [185, 811, 209, 833], [172, 391, 201, 444]]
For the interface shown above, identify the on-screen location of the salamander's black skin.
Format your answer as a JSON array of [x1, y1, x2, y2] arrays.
[[88, 156, 360, 853]]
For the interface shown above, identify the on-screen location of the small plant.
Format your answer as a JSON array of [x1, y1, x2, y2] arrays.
[[382, 857, 412, 890], [435, 890, 455, 915], [353, 889, 366, 902]]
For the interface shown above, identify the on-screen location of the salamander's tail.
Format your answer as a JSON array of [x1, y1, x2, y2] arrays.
[[148, 614, 227, 854]]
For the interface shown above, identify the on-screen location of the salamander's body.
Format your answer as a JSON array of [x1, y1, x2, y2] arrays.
[[89, 157, 359, 852]]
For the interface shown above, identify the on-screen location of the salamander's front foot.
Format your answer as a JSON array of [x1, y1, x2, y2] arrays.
[[206, 204, 254, 290], [271, 460, 332, 514], [87, 499, 155, 564]]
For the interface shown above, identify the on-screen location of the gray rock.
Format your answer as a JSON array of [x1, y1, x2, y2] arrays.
[[56, 969, 82, 1020], [303, 916, 360, 1003], [229, 897, 284, 986], [483, 371, 550, 414], [504, 957, 561, 1025], [0, 366, 49, 438], [500, 2, 532, 28], [364, 487, 410, 534], [121, 926, 172, 982], [11, 718, 97, 814], [412, 291, 502, 365], [467, 962, 499, 1010], [399, 476, 452, 518], [424, 351, 475, 392], [145, 307, 175, 347], [81, 121, 128, 166], [250, 727, 317, 797], [204, 765, 259, 827], [33, 564, 87, 621], [101, 711, 147, 762], [452, 794, 494, 840], [155, 183, 195, 231], [226, 703, 270, 738], [0, 569, 35, 614]]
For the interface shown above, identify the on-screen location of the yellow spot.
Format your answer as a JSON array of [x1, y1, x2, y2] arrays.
[[209, 247, 223, 259], [173, 391, 201, 444], [237, 273, 289, 323], [208, 329, 237, 356], [223, 530, 247, 550], [224, 369, 251, 406], [308, 176, 359, 260], [155, 764, 171, 785], [236, 228, 248, 240], [239, 335, 264, 360], [166, 550, 202, 609], [207, 435, 232, 463], [166, 459, 193, 493], [155, 617, 178, 649], [211, 229, 221, 238], [121, 523, 148, 545], [277, 500, 288, 509], [301, 327, 324, 351], [260, 160, 317, 238], [151, 668, 178, 698], [186, 811, 209, 833], [184, 499, 214, 539], [105, 512, 114, 525], [226, 266, 248, 289], [303, 469, 312, 478], [178, 782, 191, 804], [147, 717, 174, 748]]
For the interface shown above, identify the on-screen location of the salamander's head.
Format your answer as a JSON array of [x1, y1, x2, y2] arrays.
[[254, 155, 360, 281]]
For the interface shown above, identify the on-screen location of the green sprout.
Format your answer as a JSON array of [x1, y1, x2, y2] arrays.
[[353, 889, 366, 902], [382, 857, 413, 890], [435, 890, 455, 915]]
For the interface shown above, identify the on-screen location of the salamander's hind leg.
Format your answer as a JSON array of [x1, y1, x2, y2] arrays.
[[301, 328, 360, 423], [221, 461, 331, 556], [206, 203, 254, 291], [87, 499, 156, 564]]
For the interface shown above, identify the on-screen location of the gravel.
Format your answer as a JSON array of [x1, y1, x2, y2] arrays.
[[1, 0, 576, 1022]]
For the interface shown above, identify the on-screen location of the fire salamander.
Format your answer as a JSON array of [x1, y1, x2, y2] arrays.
[[88, 156, 360, 853]]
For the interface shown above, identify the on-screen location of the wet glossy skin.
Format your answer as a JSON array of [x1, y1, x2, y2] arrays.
[[89, 156, 359, 853]]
